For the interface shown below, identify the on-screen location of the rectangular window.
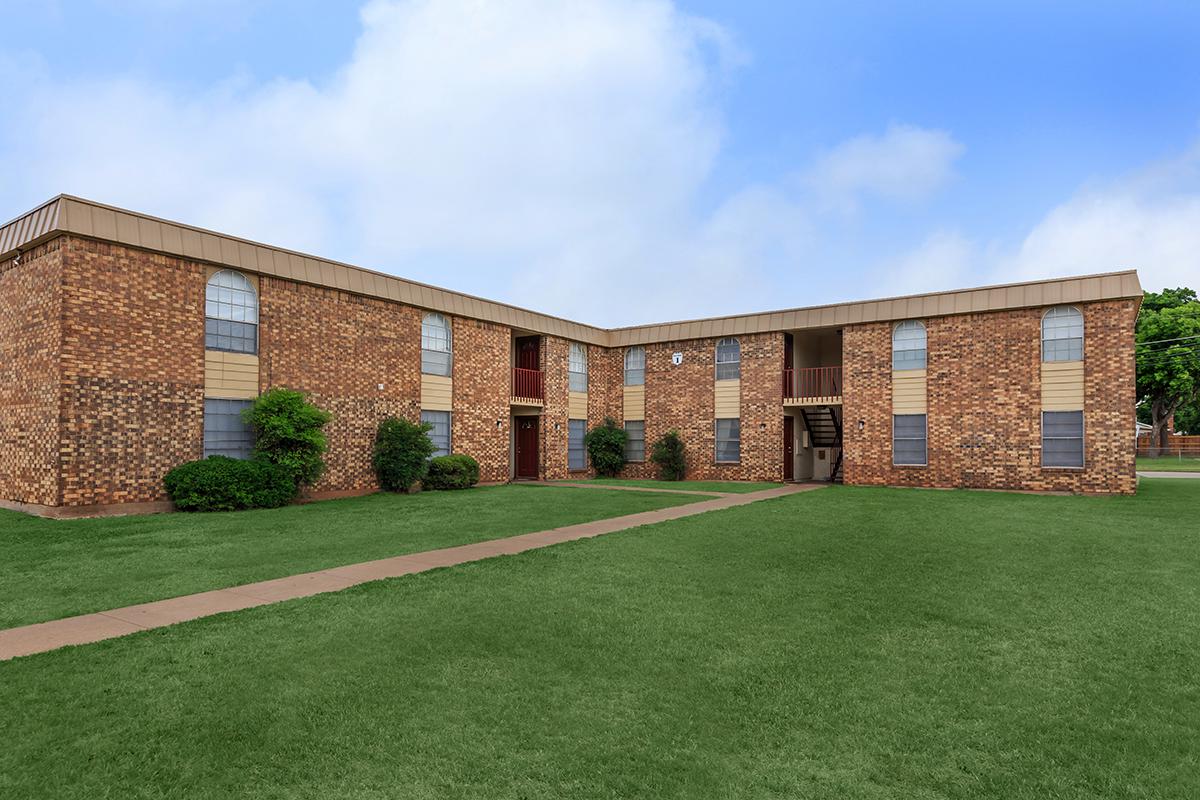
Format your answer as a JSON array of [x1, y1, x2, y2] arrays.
[[1042, 410, 1084, 468], [205, 318, 258, 355], [421, 350, 452, 376], [203, 398, 255, 459], [893, 414, 927, 466], [624, 420, 645, 462], [569, 342, 588, 392], [421, 410, 451, 457], [624, 347, 645, 386], [715, 418, 740, 463], [568, 419, 587, 470]]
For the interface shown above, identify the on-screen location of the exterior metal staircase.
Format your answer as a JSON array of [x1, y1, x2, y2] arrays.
[[799, 406, 843, 484]]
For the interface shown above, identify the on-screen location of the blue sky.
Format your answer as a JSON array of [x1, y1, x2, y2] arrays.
[[3, 1, 1198, 325]]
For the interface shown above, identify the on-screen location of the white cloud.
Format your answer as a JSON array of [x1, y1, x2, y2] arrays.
[[1, 0, 962, 325], [806, 123, 965, 212]]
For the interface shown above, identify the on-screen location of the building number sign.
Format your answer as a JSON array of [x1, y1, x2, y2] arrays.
[[672, 352, 683, 366]]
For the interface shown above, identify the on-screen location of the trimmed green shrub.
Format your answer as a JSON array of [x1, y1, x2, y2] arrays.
[[164, 456, 296, 512], [425, 454, 481, 490], [373, 417, 436, 492], [243, 389, 332, 488], [650, 429, 687, 481], [585, 417, 627, 477]]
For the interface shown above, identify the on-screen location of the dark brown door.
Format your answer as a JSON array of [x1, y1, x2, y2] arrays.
[[516, 336, 540, 371], [783, 416, 795, 481], [516, 416, 539, 479]]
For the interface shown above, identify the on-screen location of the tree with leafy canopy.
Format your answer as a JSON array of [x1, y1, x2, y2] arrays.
[[1137, 288, 1200, 454], [242, 388, 333, 488]]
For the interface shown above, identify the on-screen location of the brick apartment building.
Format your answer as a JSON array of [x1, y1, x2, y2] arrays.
[[0, 196, 1141, 516]]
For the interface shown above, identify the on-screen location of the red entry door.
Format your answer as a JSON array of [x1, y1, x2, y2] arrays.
[[783, 416, 795, 481], [516, 416, 539, 479]]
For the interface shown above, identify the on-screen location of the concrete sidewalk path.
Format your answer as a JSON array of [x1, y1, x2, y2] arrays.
[[1138, 471, 1200, 479], [0, 483, 823, 661]]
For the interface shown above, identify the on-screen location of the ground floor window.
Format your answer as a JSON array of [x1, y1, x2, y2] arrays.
[[1042, 410, 1084, 467], [624, 420, 645, 462], [203, 398, 254, 459], [421, 410, 451, 457], [893, 414, 927, 466], [568, 419, 587, 470], [715, 418, 740, 463]]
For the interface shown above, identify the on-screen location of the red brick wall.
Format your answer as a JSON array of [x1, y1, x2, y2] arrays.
[[540, 336, 571, 480], [0, 240, 63, 507], [842, 300, 1137, 494], [58, 238, 206, 506], [260, 278, 421, 495], [452, 318, 511, 483]]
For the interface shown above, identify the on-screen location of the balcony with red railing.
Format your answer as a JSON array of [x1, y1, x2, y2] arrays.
[[783, 365, 843, 405], [512, 367, 545, 405]]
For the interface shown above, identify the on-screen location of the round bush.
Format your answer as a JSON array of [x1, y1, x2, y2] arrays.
[[164, 456, 296, 512], [425, 454, 481, 490], [585, 417, 627, 477], [373, 417, 436, 492], [650, 429, 687, 481]]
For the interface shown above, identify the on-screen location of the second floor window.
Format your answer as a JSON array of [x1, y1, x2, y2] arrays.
[[715, 338, 740, 380], [892, 320, 927, 370], [422, 313, 452, 376], [624, 346, 645, 386], [569, 342, 588, 392], [1042, 306, 1083, 362], [205, 270, 258, 355]]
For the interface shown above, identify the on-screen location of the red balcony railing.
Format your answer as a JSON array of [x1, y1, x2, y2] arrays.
[[783, 366, 842, 401], [512, 367, 544, 401]]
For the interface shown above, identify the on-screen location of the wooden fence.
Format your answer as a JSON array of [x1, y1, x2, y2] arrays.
[[1136, 434, 1200, 457]]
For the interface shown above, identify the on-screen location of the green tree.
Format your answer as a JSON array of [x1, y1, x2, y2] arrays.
[[584, 418, 627, 477], [373, 417, 436, 492], [1137, 288, 1200, 454], [243, 389, 333, 488]]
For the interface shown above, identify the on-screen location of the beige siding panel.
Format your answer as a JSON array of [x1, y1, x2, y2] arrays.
[[714, 379, 740, 418], [892, 369, 927, 414], [569, 391, 588, 419], [1041, 361, 1084, 410], [205, 351, 260, 399], [421, 374, 453, 412], [623, 385, 645, 421]]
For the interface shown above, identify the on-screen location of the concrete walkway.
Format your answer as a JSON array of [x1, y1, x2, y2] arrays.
[[1139, 471, 1200, 479], [0, 483, 822, 661]]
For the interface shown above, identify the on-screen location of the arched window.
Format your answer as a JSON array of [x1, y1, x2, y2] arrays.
[[892, 320, 927, 370], [569, 342, 588, 392], [421, 313, 452, 375], [205, 270, 258, 354], [1042, 306, 1083, 362], [624, 346, 645, 386], [715, 338, 740, 380]]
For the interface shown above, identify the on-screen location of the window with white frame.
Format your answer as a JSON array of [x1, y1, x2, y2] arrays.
[[421, 313, 452, 376], [624, 346, 645, 386], [893, 414, 927, 465], [569, 342, 588, 392], [203, 398, 255, 459], [892, 320, 927, 370], [715, 338, 740, 380], [715, 418, 740, 463], [568, 419, 587, 470], [624, 420, 645, 461], [421, 410, 451, 457], [1042, 306, 1083, 362], [205, 270, 258, 354], [1042, 410, 1083, 467]]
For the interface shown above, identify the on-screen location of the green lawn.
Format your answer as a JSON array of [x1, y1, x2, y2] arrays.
[[2, 479, 1196, 798], [0, 485, 702, 629], [1137, 455, 1200, 472], [561, 476, 782, 493]]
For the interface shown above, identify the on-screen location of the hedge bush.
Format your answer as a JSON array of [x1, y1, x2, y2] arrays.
[[585, 417, 627, 477], [164, 456, 296, 512], [650, 429, 687, 481], [243, 389, 332, 488], [425, 454, 481, 490], [373, 417, 436, 492]]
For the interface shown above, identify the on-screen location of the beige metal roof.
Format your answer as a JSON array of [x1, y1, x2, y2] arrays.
[[1, 195, 1143, 347]]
